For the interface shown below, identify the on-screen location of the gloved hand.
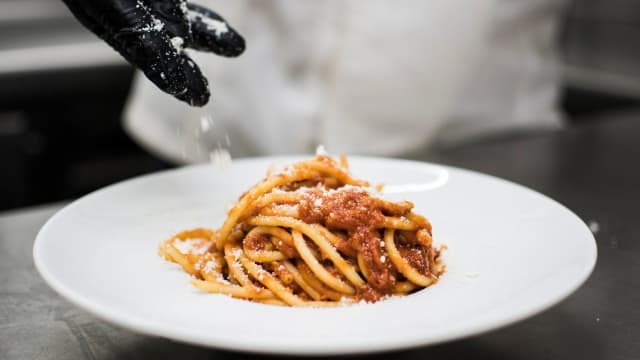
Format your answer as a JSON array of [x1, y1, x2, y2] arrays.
[[62, 0, 245, 106]]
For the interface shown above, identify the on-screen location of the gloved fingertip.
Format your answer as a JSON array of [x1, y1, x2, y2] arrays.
[[190, 23, 246, 57], [186, 6, 246, 57], [174, 56, 211, 107], [226, 32, 246, 57], [176, 87, 210, 107]]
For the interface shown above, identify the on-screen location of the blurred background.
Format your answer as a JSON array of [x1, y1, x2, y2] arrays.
[[1, 0, 639, 211]]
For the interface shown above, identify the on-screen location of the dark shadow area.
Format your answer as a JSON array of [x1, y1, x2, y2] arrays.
[[0, 65, 173, 211]]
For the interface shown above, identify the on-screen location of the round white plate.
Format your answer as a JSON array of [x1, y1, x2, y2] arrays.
[[33, 157, 597, 355]]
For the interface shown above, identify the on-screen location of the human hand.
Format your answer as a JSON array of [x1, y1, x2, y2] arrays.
[[62, 0, 245, 106]]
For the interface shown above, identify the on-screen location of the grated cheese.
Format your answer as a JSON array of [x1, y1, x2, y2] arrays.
[[203, 260, 217, 273]]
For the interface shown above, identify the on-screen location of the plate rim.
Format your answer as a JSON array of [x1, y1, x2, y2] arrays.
[[33, 155, 598, 355]]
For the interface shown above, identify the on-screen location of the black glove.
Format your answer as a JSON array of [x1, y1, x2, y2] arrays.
[[62, 0, 245, 106]]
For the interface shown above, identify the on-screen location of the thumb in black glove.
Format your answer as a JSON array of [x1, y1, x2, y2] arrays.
[[62, 0, 245, 107]]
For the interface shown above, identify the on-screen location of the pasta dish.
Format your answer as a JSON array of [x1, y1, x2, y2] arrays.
[[159, 155, 444, 306]]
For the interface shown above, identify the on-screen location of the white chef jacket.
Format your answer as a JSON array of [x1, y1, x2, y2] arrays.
[[124, 0, 566, 163]]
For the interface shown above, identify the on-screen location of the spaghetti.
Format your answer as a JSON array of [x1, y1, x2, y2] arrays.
[[159, 155, 444, 306]]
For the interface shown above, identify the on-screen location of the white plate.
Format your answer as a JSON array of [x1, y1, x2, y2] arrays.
[[33, 157, 597, 355]]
